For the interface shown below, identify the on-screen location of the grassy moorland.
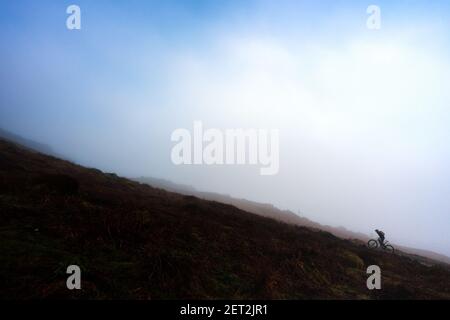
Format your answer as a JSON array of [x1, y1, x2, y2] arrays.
[[0, 138, 449, 299]]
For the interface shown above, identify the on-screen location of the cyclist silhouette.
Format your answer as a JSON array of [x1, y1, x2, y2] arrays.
[[368, 229, 394, 253], [375, 229, 385, 246]]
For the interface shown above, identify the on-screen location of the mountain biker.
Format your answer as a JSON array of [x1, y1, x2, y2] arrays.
[[375, 229, 385, 246]]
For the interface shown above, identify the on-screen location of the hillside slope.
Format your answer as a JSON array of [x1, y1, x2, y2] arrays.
[[135, 177, 450, 265], [0, 128, 57, 158], [0, 138, 449, 299]]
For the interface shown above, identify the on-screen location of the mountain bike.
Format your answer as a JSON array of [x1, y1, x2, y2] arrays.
[[367, 238, 395, 254]]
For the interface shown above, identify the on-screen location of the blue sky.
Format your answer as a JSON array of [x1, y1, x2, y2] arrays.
[[1, 0, 449, 255]]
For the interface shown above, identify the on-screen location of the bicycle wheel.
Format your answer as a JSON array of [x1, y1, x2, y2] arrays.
[[367, 239, 378, 249], [385, 245, 394, 254]]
